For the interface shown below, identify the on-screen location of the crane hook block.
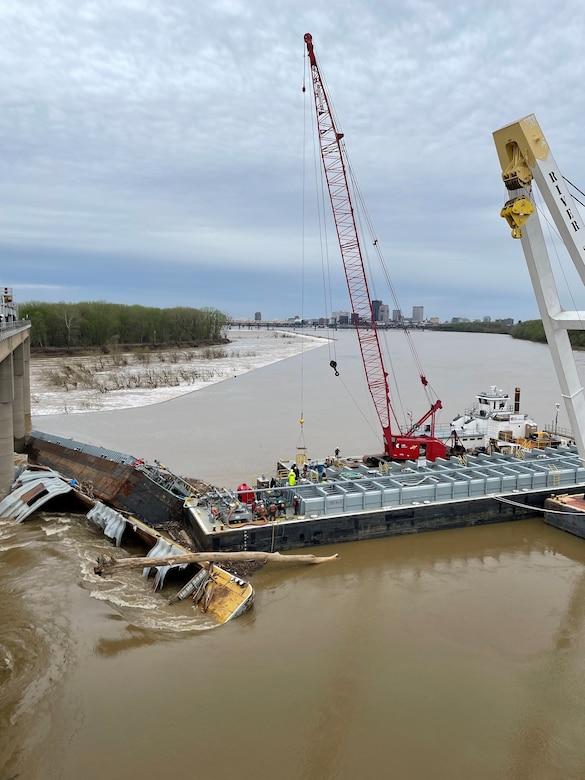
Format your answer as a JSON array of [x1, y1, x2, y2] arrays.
[[330, 360, 340, 377], [500, 197, 534, 239], [501, 142, 533, 192]]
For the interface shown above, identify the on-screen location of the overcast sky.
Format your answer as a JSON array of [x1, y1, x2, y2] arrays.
[[2, 0, 585, 322]]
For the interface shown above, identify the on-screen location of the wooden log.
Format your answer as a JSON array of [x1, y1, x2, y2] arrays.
[[94, 550, 339, 575]]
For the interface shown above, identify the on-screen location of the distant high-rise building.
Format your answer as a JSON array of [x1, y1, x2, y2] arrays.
[[371, 300, 382, 321], [254, 311, 261, 321], [483, 316, 491, 323], [331, 310, 351, 325], [378, 304, 390, 323], [392, 309, 402, 322], [412, 306, 424, 322]]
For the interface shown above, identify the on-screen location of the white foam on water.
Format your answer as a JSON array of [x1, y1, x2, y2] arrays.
[[31, 329, 328, 415]]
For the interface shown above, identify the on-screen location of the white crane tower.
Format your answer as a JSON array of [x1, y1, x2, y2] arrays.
[[493, 114, 585, 460]]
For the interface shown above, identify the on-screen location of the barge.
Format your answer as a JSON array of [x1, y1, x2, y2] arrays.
[[26, 430, 192, 529], [5, 449, 254, 624], [25, 430, 585, 553], [543, 494, 585, 541], [186, 446, 585, 552]]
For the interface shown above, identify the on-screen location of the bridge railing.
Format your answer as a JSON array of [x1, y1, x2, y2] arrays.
[[0, 320, 31, 340]]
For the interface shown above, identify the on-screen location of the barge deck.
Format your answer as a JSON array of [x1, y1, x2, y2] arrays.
[[186, 447, 585, 552]]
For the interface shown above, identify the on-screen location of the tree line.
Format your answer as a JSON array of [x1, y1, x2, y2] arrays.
[[435, 318, 585, 348], [19, 301, 229, 349]]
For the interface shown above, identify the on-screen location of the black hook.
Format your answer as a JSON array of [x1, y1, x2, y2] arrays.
[[330, 360, 340, 377]]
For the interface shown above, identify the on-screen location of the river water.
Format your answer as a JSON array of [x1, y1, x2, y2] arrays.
[[3, 330, 585, 779]]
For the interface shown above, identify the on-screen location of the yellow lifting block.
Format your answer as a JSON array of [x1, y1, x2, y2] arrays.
[[500, 197, 534, 239]]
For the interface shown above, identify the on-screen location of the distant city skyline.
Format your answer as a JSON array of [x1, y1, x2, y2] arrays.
[[245, 301, 518, 326], [234, 309, 518, 326]]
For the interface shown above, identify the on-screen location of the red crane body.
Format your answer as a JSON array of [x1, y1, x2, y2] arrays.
[[304, 33, 446, 462]]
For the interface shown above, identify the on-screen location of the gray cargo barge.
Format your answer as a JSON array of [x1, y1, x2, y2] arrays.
[[25, 430, 585, 553], [185, 447, 585, 552]]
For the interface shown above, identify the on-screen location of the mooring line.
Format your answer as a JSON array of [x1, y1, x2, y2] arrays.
[[494, 495, 585, 515]]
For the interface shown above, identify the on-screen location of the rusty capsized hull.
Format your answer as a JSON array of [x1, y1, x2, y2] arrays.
[[25, 431, 193, 529]]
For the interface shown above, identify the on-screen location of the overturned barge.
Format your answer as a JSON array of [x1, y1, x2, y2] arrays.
[[17, 435, 254, 623], [26, 430, 192, 532]]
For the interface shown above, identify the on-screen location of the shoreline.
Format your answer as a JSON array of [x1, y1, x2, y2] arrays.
[[30, 328, 329, 417], [28, 328, 334, 485]]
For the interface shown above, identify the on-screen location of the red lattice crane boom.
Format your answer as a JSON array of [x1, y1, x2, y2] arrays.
[[304, 33, 446, 462]]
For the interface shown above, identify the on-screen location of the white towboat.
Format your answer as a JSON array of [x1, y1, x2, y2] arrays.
[[447, 386, 535, 450], [434, 386, 574, 454]]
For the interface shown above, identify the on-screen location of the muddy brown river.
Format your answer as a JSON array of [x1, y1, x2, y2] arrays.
[[3, 330, 585, 779]]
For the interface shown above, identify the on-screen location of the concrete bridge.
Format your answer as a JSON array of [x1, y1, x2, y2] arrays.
[[0, 320, 31, 497]]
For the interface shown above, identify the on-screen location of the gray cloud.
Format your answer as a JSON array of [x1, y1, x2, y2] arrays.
[[2, 0, 585, 320]]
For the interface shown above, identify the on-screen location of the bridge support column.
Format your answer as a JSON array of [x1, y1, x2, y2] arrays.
[[22, 337, 31, 437], [0, 355, 15, 497], [13, 342, 27, 452]]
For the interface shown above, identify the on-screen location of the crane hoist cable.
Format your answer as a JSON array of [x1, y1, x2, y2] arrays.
[[303, 55, 340, 375]]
